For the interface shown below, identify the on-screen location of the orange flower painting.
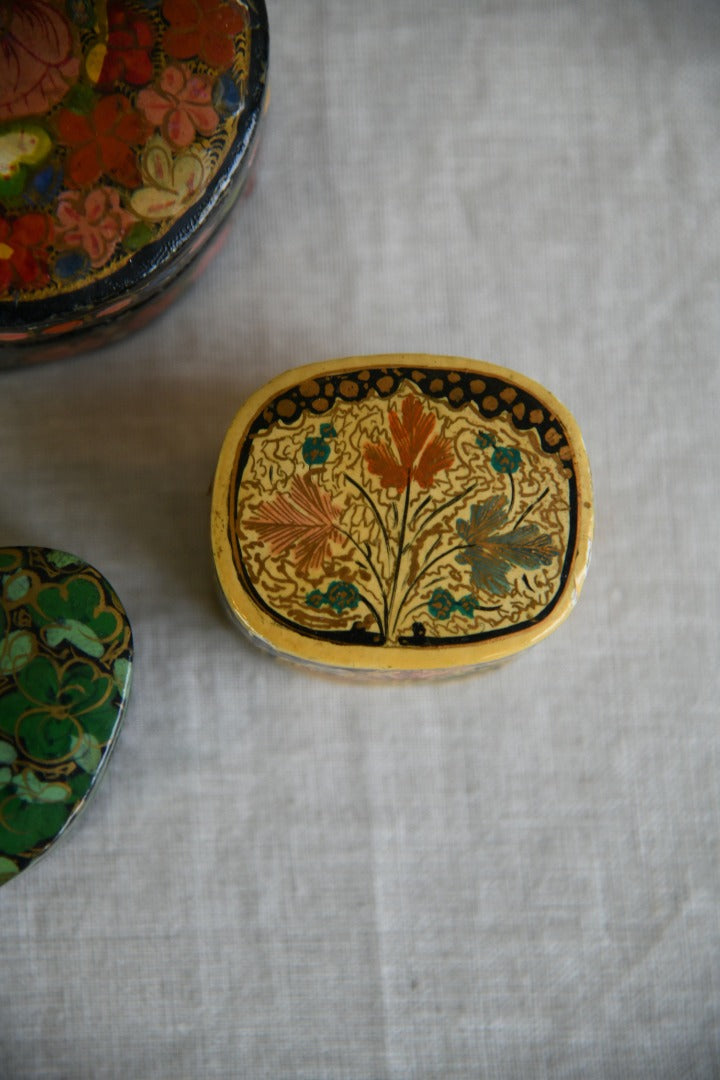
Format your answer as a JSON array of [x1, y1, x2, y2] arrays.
[[364, 395, 453, 492]]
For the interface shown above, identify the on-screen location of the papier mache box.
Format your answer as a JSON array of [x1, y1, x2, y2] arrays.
[[0, 0, 268, 367], [212, 355, 594, 679]]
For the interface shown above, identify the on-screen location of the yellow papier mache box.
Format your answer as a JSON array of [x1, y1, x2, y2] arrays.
[[211, 355, 593, 678]]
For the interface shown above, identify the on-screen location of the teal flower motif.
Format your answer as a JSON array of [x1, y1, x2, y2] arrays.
[[302, 424, 337, 466], [427, 588, 479, 621], [306, 580, 360, 615], [302, 437, 331, 466], [326, 581, 360, 613], [491, 446, 521, 474], [428, 588, 454, 620], [455, 594, 480, 617], [476, 431, 496, 450]]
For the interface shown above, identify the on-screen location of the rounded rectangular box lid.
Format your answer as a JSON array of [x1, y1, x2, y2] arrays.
[[211, 355, 593, 677]]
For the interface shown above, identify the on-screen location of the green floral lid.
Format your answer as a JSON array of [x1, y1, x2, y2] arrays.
[[0, 0, 268, 361], [0, 546, 133, 885]]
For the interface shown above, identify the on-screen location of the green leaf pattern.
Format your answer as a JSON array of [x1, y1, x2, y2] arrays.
[[0, 548, 132, 884]]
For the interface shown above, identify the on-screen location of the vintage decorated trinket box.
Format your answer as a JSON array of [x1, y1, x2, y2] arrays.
[[0, 0, 268, 366], [0, 547, 132, 885], [211, 355, 593, 678]]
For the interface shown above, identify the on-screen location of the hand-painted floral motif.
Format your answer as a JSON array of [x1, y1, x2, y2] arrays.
[[97, 2, 157, 89], [307, 581, 361, 614], [0, 0, 259, 304], [163, 0, 248, 69], [231, 366, 575, 650], [247, 474, 346, 576], [427, 588, 479, 621], [0, 212, 53, 291], [138, 64, 219, 147], [364, 395, 453, 493], [131, 134, 209, 219], [57, 95, 150, 189], [56, 187, 137, 267], [490, 446, 521, 475], [0, 125, 53, 199], [455, 497, 557, 596], [302, 424, 336, 466], [0, 547, 132, 885], [476, 432, 526, 510], [0, 2, 80, 121]]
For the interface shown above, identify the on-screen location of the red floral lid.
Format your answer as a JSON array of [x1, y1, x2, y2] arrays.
[[0, 0, 268, 357]]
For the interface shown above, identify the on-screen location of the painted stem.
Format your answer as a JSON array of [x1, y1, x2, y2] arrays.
[[514, 486, 549, 529], [337, 526, 388, 635], [413, 482, 478, 538], [391, 542, 468, 635], [344, 473, 390, 552], [358, 595, 385, 640], [387, 471, 412, 636], [409, 493, 432, 529]]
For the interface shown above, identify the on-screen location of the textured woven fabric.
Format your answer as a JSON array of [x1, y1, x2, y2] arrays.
[[1, 1, 719, 1077]]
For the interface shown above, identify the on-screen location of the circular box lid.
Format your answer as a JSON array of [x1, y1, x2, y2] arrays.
[[0, 0, 268, 361]]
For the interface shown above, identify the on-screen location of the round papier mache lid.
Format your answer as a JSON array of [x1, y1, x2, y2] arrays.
[[0, 546, 133, 886], [211, 355, 594, 679], [0, 0, 268, 366]]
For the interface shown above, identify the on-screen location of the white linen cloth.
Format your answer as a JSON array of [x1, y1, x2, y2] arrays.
[[1, 1, 719, 1076]]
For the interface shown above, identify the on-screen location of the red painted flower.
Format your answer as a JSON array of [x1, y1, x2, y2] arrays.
[[97, 2, 156, 89], [56, 95, 149, 189], [364, 396, 454, 492], [137, 64, 218, 148], [0, 213, 53, 294], [55, 187, 136, 268], [163, 0, 248, 70], [0, 0, 80, 120]]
